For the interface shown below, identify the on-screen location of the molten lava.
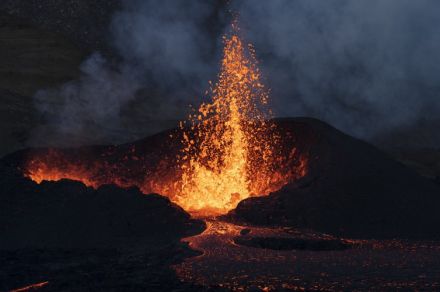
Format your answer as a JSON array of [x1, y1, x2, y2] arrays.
[[23, 20, 307, 215], [177, 21, 289, 213]]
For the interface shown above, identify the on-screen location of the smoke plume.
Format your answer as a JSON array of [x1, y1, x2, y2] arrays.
[[33, 0, 440, 147], [235, 0, 440, 141], [33, 0, 224, 146]]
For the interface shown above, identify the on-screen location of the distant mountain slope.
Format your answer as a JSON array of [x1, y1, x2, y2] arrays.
[[229, 118, 440, 239]]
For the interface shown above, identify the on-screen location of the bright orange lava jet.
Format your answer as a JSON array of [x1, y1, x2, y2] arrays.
[[24, 19, 307, 216], [176, 20, 284, 214]]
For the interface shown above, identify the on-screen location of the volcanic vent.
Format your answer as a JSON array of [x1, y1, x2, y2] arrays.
[[20, 20, 307, 216]]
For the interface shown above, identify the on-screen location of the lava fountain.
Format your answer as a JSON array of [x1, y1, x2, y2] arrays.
[[23, 20, 307, 215], [177, 20, 289, 214]]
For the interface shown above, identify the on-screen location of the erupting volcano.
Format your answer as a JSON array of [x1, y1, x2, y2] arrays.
[[22, 20, 307, 215], [177, 20, 304, 213], [5, 2, 440, 291]]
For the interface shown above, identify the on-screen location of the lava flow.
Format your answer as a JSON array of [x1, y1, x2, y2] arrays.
[[23, 20, 307, 215]]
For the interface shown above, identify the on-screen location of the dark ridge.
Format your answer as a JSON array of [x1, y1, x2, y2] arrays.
[[0, 165, 204, 249], [228, 117, 440, 240], [2, 117, 440, 241]]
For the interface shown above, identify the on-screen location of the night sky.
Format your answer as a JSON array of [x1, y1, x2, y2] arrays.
[[1, 0, 440, 152]]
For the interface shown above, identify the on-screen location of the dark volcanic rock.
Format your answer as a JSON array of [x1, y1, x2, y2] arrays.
[[2, 117, 440, 242], [234, 236, 350, 251], [0, 166, 204, 249], [0, 162, 207, 291], [229, 118, 440, 240]]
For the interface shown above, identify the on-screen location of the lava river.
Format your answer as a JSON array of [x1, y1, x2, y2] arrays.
[[173, 219, 440, 291]]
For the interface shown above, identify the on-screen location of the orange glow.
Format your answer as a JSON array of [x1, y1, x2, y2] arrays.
[[11, 281, 49, 292], [26, 150, 97, 188], [23, 19, 307, 216], [176, 20, 297, 213]]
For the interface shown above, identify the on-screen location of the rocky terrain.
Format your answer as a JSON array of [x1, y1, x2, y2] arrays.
[[1, 2, 440, 291], [228, 118, 440, 239], [2, 118, 440, 290], [175, 219, 440, 291], [3, 117, 440, 241], [0, 165, 208, 291]]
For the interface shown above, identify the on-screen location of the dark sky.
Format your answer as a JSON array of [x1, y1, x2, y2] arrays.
[[33, 0, 440, 147]]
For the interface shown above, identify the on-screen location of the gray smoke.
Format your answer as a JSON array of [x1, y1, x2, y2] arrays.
[[235, 0, 440, 140], [33, 0, 440, 146], [111, 0, 220, 95], [33, 0, 223, 146], [34, 53, 142, 137]]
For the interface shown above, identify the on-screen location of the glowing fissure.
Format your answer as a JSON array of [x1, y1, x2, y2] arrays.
[[23, 20, 307, 215], [177, 21, 278, 213]]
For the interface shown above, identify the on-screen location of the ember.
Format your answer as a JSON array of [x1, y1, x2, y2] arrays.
[[176, 20, 305, 214], [11, 281, 49, 292], [23, 19, 307, 215]]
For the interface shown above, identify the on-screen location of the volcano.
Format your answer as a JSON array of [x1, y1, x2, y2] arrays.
[[3, 117, 440, 290], [6, 21, 308, 218], [2, 18, 440, 238], [228, 117, 440, 239], [2, 14, 440, 291], [1, 117, 440, 242]]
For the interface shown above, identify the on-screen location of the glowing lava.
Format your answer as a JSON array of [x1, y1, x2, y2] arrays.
[[177, 20, 284, 213], [23, 19, 307, 216]]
